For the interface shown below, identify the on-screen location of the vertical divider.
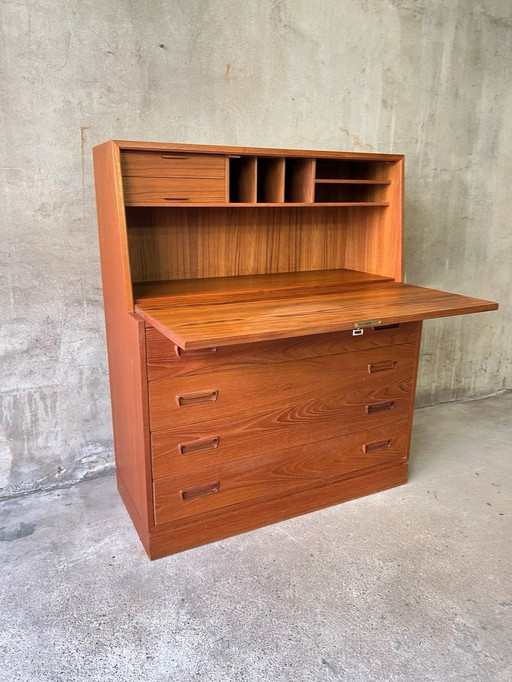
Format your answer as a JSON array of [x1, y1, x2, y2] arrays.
[[242, 157, 257, 202]]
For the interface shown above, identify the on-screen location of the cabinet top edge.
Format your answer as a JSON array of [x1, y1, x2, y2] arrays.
[[94, 140, 404, 161]]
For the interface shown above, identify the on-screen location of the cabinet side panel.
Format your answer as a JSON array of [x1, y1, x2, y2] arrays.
[[93, 142, 152, 534], [110, 313, 153, 534], [93, 142, 134, 310]]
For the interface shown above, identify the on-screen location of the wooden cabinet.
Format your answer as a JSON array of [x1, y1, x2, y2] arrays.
[[93, 141, 498, 559]]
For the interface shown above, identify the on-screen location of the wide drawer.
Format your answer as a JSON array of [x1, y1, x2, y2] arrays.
[[121, 151, 226, 178], [146, 323, 420, 381], [153, 420, 409, 525], [123, 176, 227, 205], [148, 342, 416, 432], [151, 388, 413, 478]]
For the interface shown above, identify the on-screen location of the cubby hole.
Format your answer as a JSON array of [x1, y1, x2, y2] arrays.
[[284, 158, 315, 202], [314, 183, 388, 204], [229, 156, 257, 202], [257, 158, 285, 202], [315, 160, 391, 181]]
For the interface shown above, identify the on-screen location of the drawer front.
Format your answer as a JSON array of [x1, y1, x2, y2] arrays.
[[146, 323, 420, 381], [148, 342, 416, 432], [151, 394, 413, 478], [121, 151, 226, 178], [123, 177, 227, 205], [153, 421, 410, 525]]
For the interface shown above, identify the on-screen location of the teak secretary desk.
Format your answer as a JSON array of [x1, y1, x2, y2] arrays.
[[93, 141, 498, 559]]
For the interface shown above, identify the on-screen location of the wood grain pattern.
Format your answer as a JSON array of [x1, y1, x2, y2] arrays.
[[151, 382, 415, 479], [136, 281, 498, 350], [93, 140, 498, 559], [121, 151, 226, 177], [114, 140, 404, 161], [127, 202, 390, 207], [147, 461, 408, 558], [92, 143, 153, 539], [145, 322, 420, 381], [229, 156, 257, 202], [148, 342, 416, 431], [123, 176, 227, 205], [126, 207, 384, 281], [343, 158, 403, 281], [153, 421, 409, 524], [134, 269, 393, 307], [258, 157, 285, 202], [93, 141, 134, 311], [285, 158, 315, 202]]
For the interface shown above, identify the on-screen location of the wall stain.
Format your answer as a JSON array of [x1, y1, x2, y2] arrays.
[[339, 125, 376, 152], [0, 521, 36, 541], [321, 658, 344, 679]]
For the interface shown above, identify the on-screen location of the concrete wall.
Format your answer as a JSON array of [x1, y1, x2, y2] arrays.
[[1, 0, 510, 497]]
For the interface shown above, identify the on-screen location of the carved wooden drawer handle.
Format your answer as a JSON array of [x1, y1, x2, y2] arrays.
[[181, 481, 220, 501], [161, 155, 188, 159], [368, 360, 397, 373], [175, 345, 218, 357], [363, 438, 392, 453], [366, 400, 395, 414], [164, 197, 189, 201], [178, 437, 220, 455], [177, 390, 218, 407]]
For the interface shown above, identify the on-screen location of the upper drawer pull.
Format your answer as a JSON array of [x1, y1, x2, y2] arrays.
[[179, 437, 220, 455], [366, 400, 395, 414], [368, 360, 397, 373], [175, 345, 218, 357], [161, 155, 189, 159], [164, 197, 190, 201], [363, 438, 392, 453], [177, 390, 219, 407], [180, 481, 220, 501]]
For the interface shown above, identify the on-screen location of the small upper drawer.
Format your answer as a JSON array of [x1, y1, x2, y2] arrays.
[[145, 323, 421, 381], [123, 176, 227, 206], [121, 151, 226, 178]]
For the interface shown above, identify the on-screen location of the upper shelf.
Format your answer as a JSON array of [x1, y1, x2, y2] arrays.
[[315, 179, 391, 185], [121, 150, 396, 207], [135, 279, 498, 350]]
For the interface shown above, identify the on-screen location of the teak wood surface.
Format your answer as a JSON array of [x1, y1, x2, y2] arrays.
[[153, 420, 410, 525], [136, 281, 498, 350], [148, 461, 409, 559], [134, 269, 393, 306], [145, 321, 420, 381], [93, 140, 499, 559], [114, 139, 405, 160], [92, 142, 154, 540], [148, 342, 416, 431], [126, 206, 400, 282]]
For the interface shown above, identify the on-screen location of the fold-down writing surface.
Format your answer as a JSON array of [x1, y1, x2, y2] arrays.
[[135, 282, 498, 350]]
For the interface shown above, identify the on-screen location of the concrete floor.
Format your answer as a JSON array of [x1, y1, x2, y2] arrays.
[[1, 394, 511, 682]]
